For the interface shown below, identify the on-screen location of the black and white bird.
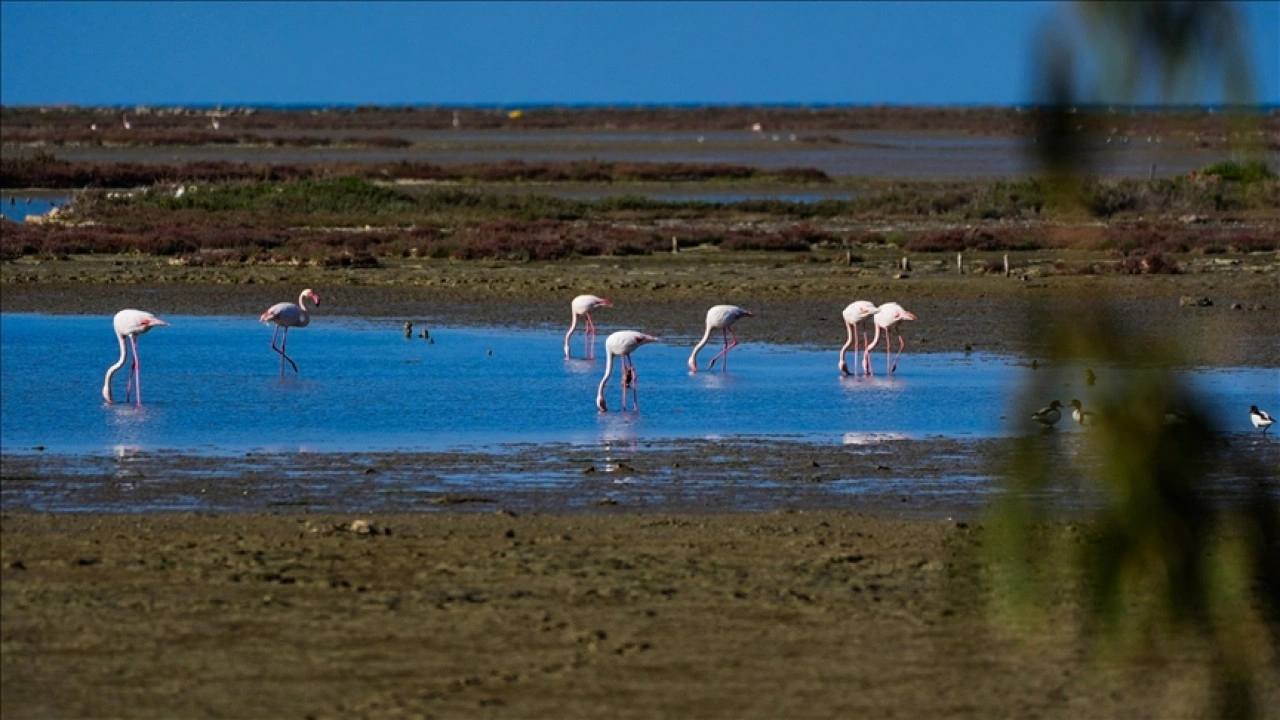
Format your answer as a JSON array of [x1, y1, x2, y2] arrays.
[[1250, 405, 1275, 434], [1031, 400, 1063, 428], [1067, 399, 1096, 427]]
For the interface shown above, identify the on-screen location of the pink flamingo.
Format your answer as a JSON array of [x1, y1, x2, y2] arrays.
[[863, 302, 917, 375], [260, 289, 320, 375], [838, 300, 879, 376], [564, 294, 612, 357], [597, 331, 659, 412], [103, 309, 168, 405], [688, 305, 753, 373]]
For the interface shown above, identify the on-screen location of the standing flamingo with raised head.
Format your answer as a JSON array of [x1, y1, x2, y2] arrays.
[[688, 305, 753, 373], [863, 302, 917, 375], [564, 294, 612, 358], [103, 309, 168, 405], [260, 289, 320, 375], [838, 300, 879, 376], [597, 331, 659, 412]]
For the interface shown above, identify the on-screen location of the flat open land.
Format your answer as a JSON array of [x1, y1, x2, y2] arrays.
[[3, 106, 1278, 718]]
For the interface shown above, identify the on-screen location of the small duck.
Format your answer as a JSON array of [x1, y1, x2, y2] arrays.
[[1250, 405, 1275, 434], [1067, 399, 1096, 427], [1031, 400, 1063, 428], [1085, 368, 1097, 386]]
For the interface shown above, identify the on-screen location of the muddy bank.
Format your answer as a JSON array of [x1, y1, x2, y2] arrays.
[[3, 510, 1277, 720], [4, 251, 1277, 365]]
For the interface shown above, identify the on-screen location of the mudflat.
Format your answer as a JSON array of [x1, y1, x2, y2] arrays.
[[5, 511, 1278, 720]]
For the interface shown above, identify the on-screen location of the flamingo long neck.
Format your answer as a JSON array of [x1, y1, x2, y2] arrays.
[[865, 323, 884, 352], [564, 314, 580, 349], [689, 325, 715, 367], [102, 333, 127, 402], [294, 291, 313, 327], [597, 351, 616, 404]]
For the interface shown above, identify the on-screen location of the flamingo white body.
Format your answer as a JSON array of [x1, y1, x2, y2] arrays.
[[103, 309, 168, 405], [1250, 405, 1274, 434], [688, 305, 753, 373], [564, 294, 612, 358], [862, 302, 917, 375], [1032, 400, 1063, 428], [597, 331, 658, 412], [1068, 399, 1096, 427], [260, 289, 320, 375], [839, 301, 879, 375]]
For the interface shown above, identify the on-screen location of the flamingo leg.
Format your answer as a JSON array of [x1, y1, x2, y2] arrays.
[[885, 327, 893, 375], [123, 336, 138, 403], [583, 313, 596, 358], [131, 336, 142, 405], [707, 328, 739, 371], [860, 326, 872, 375], [620, 358, 632, 411], [270, 326, 299, 375], [890, 332, 907, 374], [625, 358, 640, 411]]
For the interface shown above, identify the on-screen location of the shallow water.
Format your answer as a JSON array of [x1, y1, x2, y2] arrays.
[[0, 193, 70, 223], [2, 313, 1275, 458]]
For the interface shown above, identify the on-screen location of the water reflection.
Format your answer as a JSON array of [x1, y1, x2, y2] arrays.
[[2, 313, 1275, 456]]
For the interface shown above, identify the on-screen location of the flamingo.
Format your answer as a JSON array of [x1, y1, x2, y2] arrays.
[[1250, 405, 1274, 434], [564, 294, 612, 358], [260, 289, 320, 375], [597, 331, 658, 412], [121, 114, 131, 130], [838, 301, 879, 376], [103, 309, 168, 405], [688, 305, 753, 373], [1031, 400, 1063, 429], [862, 302, 917, 375]]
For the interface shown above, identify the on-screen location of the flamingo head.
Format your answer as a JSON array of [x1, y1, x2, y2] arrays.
[[303, 289, 320, 306], [143, 317, 169, 329], [599, 297, 613, 307]]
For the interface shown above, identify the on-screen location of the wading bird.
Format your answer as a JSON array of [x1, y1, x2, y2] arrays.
[[838, 301, 879, 376], [1032, 400, 1063, 429], [103, 309, 168, 405], [564, 294, 612, 358], [1068, 399, 1096, 427], [1250, 405, 1275, 434], [688, 305, 753, 373], [863, 302, 917, 375], [260, 289, 320, 376], [597, 331, 658, 412]]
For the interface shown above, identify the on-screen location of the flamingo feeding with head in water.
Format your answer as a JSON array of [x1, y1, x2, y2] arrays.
[[597, 331, 658, 412], [838, 300, 879, 376], [103, 309, 168, 405], [863, 302, 917, 375], [260, 289, 320, 375], [564, 294, 612, 358], [688, 305, 753, 373]]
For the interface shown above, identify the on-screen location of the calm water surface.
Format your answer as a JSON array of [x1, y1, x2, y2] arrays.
[[1, 313, 1275, 456]]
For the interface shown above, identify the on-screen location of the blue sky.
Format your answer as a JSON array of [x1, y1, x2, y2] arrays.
[[1, 1, 1276, 107]]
